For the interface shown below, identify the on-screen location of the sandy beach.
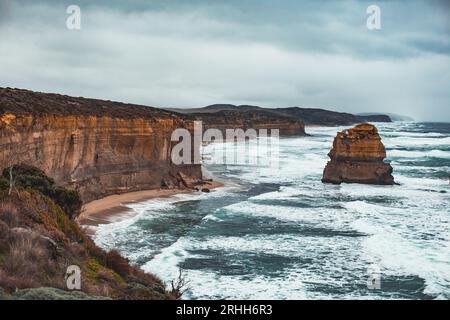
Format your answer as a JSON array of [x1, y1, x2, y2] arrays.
[[77, 180, 224, 232]]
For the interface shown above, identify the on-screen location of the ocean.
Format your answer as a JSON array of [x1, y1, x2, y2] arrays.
[[93, 122, 450, 300]]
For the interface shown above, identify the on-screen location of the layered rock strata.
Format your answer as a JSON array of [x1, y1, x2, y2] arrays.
[[0, 88, 202, 203], [322, 123, 395, 185]]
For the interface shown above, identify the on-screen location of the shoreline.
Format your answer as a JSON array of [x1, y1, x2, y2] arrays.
[[77, 180, 224, 233]]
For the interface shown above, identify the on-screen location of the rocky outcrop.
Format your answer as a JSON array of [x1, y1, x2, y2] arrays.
[[0, 88, 202, 203], [322, 123, 395, 185]]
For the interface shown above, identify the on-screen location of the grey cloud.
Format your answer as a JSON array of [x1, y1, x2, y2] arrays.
[[0, 0, 449, 121], [6, 0, 449, 58]]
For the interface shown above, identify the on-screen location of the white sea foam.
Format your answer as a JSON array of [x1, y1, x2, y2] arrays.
[[352, 218, 450, 297], [384, 131, 446, 138], [142, 233, 373, 299], [389, 149, 450, 159], [201, 214, 223, 222], [94, 122, 450, 299], [223, 201, 351, 231], [182, 269, 309, 300], [385, 136, 450, 148]]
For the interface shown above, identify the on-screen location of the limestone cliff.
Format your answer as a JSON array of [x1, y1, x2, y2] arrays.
[[0, 88, 202, 203], [322, 123, 395, 185]]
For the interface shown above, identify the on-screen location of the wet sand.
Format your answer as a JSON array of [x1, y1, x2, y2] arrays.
[[77, 181, 224, 234]]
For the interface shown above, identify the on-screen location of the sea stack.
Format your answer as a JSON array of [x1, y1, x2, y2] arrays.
[[322, 123, 395, 185]]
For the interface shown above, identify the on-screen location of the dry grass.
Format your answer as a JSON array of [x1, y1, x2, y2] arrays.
[[0, 189, 171, 299], [0, 201, 19, 228], [105, 250, 131, 278], [3, 234, 49, 278]]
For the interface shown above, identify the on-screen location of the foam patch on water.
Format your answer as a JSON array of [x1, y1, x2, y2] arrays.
[[389, 149, 450, 159], [384, 131, 446, 138], [352, 218, 450, 298], [385, 136, 450, 148], [222, 201, 351, 231], [142, 237, 190, 276], [250, 186, 310, 200], [182, 269, 309, 300], [141, 233, 371, 299]]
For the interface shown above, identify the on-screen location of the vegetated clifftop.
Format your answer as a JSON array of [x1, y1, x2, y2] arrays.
[[0, 166, 176, 300], [0, 88, 202, 203], [169, 104, 392, 126], [322, 123, 395, 185]]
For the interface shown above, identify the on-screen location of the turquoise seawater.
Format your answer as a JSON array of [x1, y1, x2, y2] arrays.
[[94, 122, 450, 300]]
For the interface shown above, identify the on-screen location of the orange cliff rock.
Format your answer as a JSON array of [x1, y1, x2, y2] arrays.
[[322, 123, 395, 185], [0, 88, 202, 203]]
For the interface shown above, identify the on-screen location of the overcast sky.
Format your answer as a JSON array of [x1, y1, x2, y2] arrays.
[[0, 0, 449, 120]]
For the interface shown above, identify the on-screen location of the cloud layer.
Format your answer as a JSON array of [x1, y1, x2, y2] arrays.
[[0, 0, 449, 120]]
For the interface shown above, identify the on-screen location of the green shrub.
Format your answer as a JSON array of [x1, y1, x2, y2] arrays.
[[2, 165, 55, 185], [50, 188, 82, 219], [2, 165, 54, 193], [2, 165, 81, 218], [0, 177, 8, 190]]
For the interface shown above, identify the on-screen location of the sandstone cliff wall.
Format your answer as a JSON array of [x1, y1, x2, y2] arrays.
[[322, 123, 395, 185], [0, 112, 202, 202], [0, 88, 202, 203]]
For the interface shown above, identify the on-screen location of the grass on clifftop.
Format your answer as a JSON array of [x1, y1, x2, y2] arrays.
[[0, 165, 179, 300]]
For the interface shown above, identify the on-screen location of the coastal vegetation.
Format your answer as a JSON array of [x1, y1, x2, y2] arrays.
[[0, 165, 177, 300]]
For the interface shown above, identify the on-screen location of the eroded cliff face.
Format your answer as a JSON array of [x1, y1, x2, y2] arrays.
[[0, 88, 202, 203], [322, 123, 395, 185]]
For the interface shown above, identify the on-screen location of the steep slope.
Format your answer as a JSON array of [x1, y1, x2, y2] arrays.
[[0, 166, 175, 300]]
